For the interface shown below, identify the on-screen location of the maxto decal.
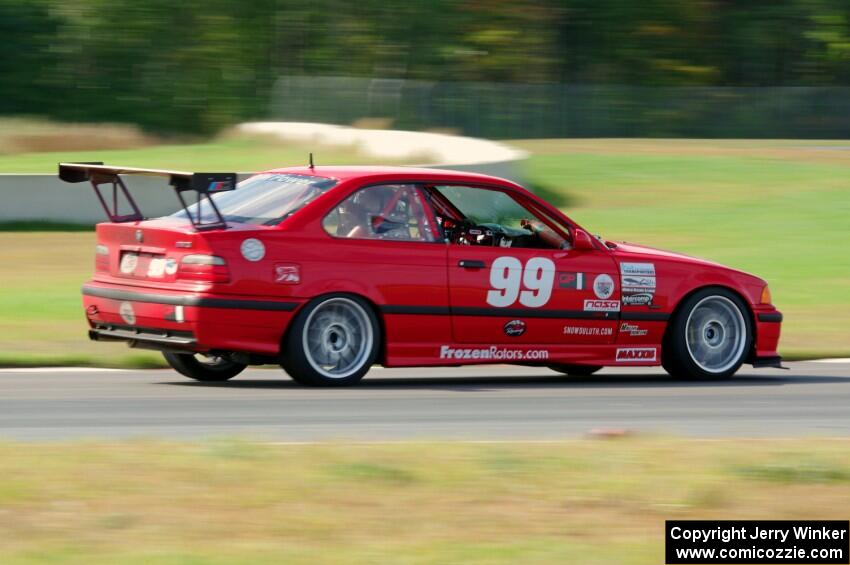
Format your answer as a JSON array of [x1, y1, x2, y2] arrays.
[[615, 348, 656, 362]]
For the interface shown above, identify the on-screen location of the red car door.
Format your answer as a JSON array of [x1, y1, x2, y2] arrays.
[[432, 185, 620, 345], [448, 246, 619, 344]]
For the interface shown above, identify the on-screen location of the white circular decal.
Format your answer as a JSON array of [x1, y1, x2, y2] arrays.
[[119, 301, 136, 325], [593, 274, 615, 299], [240, 238, 265, 262]]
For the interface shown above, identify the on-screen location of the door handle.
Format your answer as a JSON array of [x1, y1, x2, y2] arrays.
[[458, 259, 486, 269]]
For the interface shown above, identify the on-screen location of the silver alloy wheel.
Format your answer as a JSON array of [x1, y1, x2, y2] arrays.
[[302, 297, 374, 379], [684, 295, 747, 374]]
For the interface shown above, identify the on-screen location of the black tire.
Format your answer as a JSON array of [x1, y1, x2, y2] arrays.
[[662, 287, 752, 380], [281, 294, 380, 387], [548, 364, 603, 376], [162, 352, 246, 381]]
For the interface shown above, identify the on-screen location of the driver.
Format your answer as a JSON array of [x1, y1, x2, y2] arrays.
[[339, 186, 409, 239], [340, 188, 384, 238]]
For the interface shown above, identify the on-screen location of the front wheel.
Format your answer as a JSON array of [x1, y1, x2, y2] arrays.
[[162, 352, 246, 381], [662, 288, 752, 379], [281, 295, 380, 387]]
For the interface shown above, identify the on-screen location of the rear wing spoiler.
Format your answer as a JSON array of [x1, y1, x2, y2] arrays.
[[58, 162, 237, 230]]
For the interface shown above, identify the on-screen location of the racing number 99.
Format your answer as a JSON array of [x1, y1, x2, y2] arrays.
[[486, 256, 555, 308]]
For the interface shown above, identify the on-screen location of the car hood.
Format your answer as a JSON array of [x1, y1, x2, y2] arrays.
[[611, 241, 726, 269]]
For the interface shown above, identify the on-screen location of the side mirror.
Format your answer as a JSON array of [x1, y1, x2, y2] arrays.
[[572, 228, 595, 251]]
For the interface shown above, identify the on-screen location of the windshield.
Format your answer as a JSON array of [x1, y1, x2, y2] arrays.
[[170, 173, 337, 226]]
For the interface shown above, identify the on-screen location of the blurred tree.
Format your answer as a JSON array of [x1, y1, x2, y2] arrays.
[[0, 0, 60, 116], [0, 0, 845, 134]]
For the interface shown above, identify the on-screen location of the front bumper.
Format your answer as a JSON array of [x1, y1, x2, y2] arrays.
[[752, 306, 783, 364]]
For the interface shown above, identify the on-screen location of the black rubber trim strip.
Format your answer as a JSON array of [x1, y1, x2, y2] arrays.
[[757, 312, 783, 323], [381, 305, 614, 320], [381, 305, 451, 315], [620, 312, 670, 322], [451, 306, 611, 319], [83, 285, 298, 311]]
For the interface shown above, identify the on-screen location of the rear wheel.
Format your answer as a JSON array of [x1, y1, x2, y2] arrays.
[[281, 295, 380, 387], [162, 352, 246, 381], [662, 288, 752, 379], [548, 364, 602, 376]]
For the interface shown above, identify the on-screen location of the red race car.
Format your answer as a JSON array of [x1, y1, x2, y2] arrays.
[[59, 162, 783, 386]]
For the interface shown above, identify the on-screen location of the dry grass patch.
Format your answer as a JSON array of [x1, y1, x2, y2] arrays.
[[0, 118, 159, 154], [0, 438, 848, 564]]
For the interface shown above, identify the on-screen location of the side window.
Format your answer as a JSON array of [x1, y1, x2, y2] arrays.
[[323, 184, 438, 242], [434, 185, 568, 250]]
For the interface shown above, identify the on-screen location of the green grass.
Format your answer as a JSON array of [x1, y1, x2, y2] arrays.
[[0, 438, 848, 564], [512, 139, 850, 356], [0, 221, 93, 232], [0, 136, 398, 173], [0, 232, 166, 367]]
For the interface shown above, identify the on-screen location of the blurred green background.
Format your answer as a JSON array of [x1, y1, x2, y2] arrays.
[[2, 0, 850, 136]]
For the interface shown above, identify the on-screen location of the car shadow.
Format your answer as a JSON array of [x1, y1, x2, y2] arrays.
[[159, 371, 850, 391]]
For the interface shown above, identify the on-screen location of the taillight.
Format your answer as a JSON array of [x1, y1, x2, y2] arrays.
[[760, 285, 772, 305], [178, 254, 230, 283], [95, 244, 109, 271]]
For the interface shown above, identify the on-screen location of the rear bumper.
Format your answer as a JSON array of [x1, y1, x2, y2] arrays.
[[82, 282, 303, 355], [89, 324, 197, 351]]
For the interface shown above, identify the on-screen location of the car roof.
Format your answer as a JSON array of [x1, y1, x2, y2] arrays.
[[259, 165, 524, 189]]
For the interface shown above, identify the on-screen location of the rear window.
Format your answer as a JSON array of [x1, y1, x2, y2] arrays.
[[170, 173, 337, 226]]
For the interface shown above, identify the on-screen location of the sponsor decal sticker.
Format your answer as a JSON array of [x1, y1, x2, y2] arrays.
[[274, 263, 301, 284], [621, 275, 656, 291], [563, 326, 613, 336], [593, 273, 615, 299], [503, 319, 526, 337], [164, 257, 178, 275], [120, 252, 138, 274], [147, 258, 166, 278], [620, 262, 655, 276], [119, 301, 136, 326], [439, 345, 548, 361], [557, 272, 584, 290], [584, 299, 620, 312], [240, 238, 265, 262], [620, 322, 648, 337], [615, 347, 657, 362], [622, 293, 654, 306]]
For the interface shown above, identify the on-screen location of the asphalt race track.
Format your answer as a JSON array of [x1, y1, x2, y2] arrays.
[[1, 361, 849, 441]]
